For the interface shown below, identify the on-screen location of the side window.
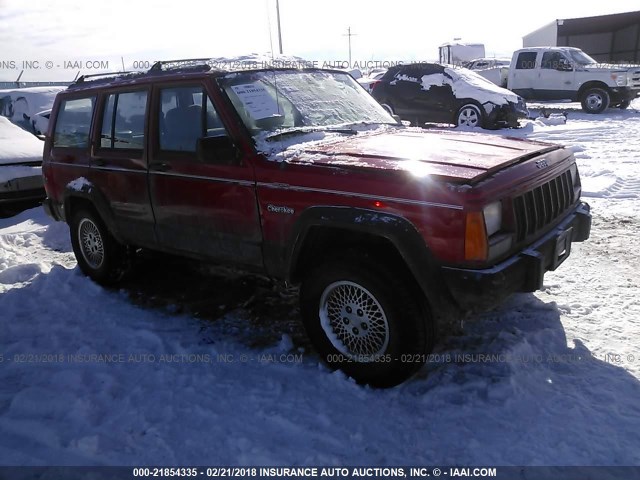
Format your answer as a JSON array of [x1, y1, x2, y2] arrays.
[[100, 91, 148, 150], [541, 52, 568, 70], [100, 95, 115, 148], [53, 97, 95, 148], [515, 52, 538, 70], [159, 86, 226, 153]]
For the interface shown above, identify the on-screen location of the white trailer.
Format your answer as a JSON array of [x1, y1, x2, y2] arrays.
[[438, 41, 485, 65]]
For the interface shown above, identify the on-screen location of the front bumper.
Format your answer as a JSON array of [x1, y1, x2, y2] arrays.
[[441, 202, 591, 310], [610, 87, 640, 103], [0, 173, 45, 207], [487, 100, 529, 128]]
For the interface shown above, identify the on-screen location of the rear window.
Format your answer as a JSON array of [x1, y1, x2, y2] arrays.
[[53, 97, 95, 148], [515, 52, 537, 70], [100, 90, 148, 150]]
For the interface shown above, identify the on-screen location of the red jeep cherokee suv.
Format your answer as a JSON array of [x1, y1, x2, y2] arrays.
[[42, 58, 591, 387]]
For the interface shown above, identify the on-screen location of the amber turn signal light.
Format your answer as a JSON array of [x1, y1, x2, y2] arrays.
[[465, 212, 488, 261]]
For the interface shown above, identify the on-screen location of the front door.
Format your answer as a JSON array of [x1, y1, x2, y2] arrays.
[[536, 51, 576, 100], [147, 82, 263, 269]]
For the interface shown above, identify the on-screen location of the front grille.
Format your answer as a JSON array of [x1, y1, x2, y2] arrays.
[[513, 170, 574, 242]]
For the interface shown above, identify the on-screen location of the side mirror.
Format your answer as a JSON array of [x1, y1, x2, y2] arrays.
[[556, 61, 573, 72], [196, 135, 240, 165]]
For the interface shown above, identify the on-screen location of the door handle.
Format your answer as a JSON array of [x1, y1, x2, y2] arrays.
[[149, 162, 172, 172]]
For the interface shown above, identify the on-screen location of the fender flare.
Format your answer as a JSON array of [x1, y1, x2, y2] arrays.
[[62, 179, 123, 243], [286, 206, 451, 309]]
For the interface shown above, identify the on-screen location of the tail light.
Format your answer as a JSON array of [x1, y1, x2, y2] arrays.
[[370, 81, 381, 92]]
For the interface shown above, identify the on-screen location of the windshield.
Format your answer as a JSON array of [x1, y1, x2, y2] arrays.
[[567, 50, 597, 65], [217, 70, 396, 137]]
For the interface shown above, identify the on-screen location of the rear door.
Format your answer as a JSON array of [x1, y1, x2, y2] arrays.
[[417, 64, 455, 122], [47, 95, 96, 204], [509, 51, 539, 98], [147, 82, 262, 268], [91, 88, 155, 246], [382, 65, 452, 123]]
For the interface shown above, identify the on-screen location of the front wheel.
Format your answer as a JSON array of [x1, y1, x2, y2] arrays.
[[300, 255, 434, 387], [70, 208, 129, 285], [456, 104, 483, 128], [580, 88, 610, 113]]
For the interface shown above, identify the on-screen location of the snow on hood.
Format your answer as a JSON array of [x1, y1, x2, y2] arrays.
[[0, 116, 44, 165], [582, 63, 640, 72], [433, 67, 519, 104], [0, 86, 65, 120], [253, 123, 403, 162]]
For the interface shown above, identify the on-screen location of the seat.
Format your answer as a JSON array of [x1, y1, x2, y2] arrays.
[[163, 105, 202, 151]]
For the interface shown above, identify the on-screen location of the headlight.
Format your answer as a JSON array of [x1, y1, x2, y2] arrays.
[[611, 73, 628, 87], [483, 201, 502, 237]]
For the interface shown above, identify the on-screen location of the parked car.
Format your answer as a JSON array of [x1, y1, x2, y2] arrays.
[[357, 69, 387, 93], [43, 58, 590, 387], [507, 47, 640, 112], [0, 117, 45, 216], [0, 86, 65, 135], [371, 63, 528, 128]]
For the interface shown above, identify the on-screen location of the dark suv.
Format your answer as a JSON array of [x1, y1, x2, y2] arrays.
[[43, 58, 591, 387], [371, 63, 528, 128]]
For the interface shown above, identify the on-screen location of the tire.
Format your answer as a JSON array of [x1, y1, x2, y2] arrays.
[[70, 208, 128, 285], [580, 88, 610, 113], [300, 253, 435, 387], [619, 100, 631, 110], [456, 104, 483, 128]]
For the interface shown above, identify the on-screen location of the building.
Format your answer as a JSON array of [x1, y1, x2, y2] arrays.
[[523, 10, 640, 63]]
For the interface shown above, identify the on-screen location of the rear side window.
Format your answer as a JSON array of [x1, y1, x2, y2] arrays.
[[100, 90, 148, 150], [515, 52, 537, 70], [53, 97, 95, 148]]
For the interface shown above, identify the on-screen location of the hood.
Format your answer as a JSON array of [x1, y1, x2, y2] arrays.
[[582, 63, 640, 73], [286, 129, 562, 183]]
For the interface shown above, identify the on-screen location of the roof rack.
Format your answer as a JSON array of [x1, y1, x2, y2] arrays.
[[74, 71, 137, 83], [148, 58, 215, 73], [69, 71, 141, 89]]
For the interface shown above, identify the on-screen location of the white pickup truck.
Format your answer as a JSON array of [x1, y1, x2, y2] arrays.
[[507, 47, 640, 113]]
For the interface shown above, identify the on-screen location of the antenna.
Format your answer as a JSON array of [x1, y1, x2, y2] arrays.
[[276, 0, 283, 54], [343, 27, 357, 68]]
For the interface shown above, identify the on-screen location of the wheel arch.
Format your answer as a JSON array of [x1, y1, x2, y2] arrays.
[[578, 81, 611, 98], [62, 180, 123, 244], [286, 206, 454, 315]]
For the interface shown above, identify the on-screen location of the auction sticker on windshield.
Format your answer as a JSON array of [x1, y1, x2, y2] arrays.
[[230, 83, 280, 120]]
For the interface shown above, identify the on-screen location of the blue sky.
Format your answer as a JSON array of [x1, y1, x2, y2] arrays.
[[0, 0, 638, 81]]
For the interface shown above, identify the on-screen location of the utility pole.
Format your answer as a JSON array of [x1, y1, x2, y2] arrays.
[[276, 0, 283, 54], [343, 27, 357, 68]]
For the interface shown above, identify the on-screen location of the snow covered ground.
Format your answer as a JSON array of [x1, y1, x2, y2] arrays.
[[0, 100, 639, 468]]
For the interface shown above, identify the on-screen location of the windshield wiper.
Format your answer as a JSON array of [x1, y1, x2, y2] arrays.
[[265, 127, 358, 142]]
